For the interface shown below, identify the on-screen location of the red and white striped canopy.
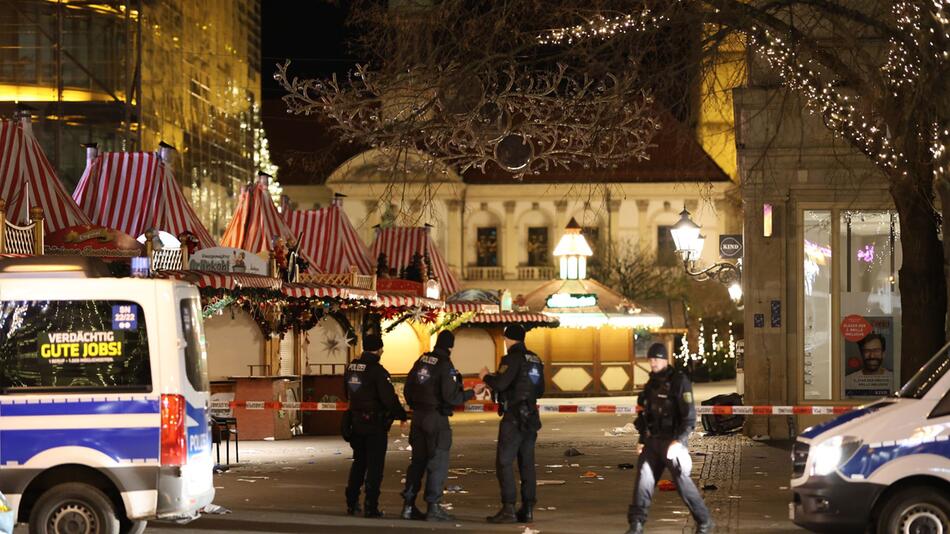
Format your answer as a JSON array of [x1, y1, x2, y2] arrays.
[[281, 282, 376, 301], [370, 227, 460, 295], [465, 312, 559, 326], [444, 302, 501, 314], [0, 118, 91, 232], [373, 295, 444, 310], [284, 203, 373, 275], [72, 151, 215, 248], [154, 270, 281, 291], [220, 180, 317, 272]]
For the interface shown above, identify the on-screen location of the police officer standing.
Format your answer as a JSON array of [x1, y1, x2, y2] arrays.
[[342, 329, 407, 518], [480, 324, 544, 524], [627, 343, 713, 534], [401, 330, 482, 521]]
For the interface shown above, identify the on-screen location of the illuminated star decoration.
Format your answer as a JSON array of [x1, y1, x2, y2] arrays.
[[321, 333, 344, 358], [857, 244, 875, 264]]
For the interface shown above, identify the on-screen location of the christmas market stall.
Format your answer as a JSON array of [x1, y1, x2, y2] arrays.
[[0, 111, 92, 255], [72, 141, 216, 270], [369, 226, 454, 374], [518, 219, 678, 396]]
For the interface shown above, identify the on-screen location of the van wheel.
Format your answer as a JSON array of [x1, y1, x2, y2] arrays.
[[876, 487, 950, 534], [118, 518, 146, 534], [28, 483, 120, 534]]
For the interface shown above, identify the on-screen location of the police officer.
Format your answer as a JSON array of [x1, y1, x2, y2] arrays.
[[627, 343, 713, 534], [343, 330, 407, 518], [480, 324, 544, 524], [401, 330, 482, 521]]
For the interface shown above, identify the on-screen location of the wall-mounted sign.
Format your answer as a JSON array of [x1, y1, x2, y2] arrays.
[[45, 225, 144, 258], [545, 293, 598, 309], [719, 235, 743, 259], [189, 247, 268, 275]]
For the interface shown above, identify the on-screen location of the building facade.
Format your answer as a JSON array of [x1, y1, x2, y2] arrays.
[[0, 0, 264, 236]]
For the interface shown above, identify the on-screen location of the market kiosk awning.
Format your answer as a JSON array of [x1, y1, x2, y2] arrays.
[[370, 226, 459, 295], [153, 270, 282, 291], [284, 198, 373, 275]]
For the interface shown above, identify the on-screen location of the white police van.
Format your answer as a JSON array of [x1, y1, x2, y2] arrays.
[[0, 257, 214, 533], [791, 340, 950, 533]]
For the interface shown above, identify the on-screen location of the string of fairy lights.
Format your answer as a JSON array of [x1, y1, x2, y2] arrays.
[[538, 1, 950, 186]]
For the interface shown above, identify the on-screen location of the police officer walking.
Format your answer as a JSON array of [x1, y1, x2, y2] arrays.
[[480, 324, 544, 524], [342, 329, 407, 518], [401, 330, 482, 521], [627, 343, 713, 534]]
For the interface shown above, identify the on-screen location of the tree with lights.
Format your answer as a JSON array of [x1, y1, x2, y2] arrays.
[[277, 0, 950, 380]]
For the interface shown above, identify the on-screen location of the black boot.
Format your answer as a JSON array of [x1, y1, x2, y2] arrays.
[[346, 503, 362, 516], [695, 520, 715, 533], [426, 503, 455, 522], [624, 522, 645, 534], [486, 503, 518, 523], [401, 502, 425, 520], [516, 503, 534, 523], [363, 506, 383, 518]]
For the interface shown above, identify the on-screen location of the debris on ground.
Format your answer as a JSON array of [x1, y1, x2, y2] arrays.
[[702, 484, 718, 491], [545, 464, 564, 468], [521, 527, 540, 534], [606, 423, 636, 437], [564, 448, 583, 457], [580, 471, 598, 478], [201, 504, 231, 515], [617, 463, 635, 470], [658, 480, 677, 491], [537, 480, 566, 486]]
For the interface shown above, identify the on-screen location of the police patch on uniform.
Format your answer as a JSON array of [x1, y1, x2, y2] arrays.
[[528, 365, 541, 384], [683, 391, 693, 403], [498, 364, 508, 374], [347, 374, 362, 392], [416, 366, 431, 384]]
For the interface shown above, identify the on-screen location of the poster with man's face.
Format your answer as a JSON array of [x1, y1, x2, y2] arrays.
[[842, 316, 895, 398]]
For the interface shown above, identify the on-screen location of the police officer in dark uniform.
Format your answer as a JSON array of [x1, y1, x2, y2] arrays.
[[400, 330, 482, 521], [342, 330, 407, 518], [480, 324, 544, 524], [627, 343, 713, 534]]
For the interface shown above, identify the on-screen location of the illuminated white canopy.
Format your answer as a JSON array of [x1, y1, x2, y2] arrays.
[[553, 217, 593, 280]]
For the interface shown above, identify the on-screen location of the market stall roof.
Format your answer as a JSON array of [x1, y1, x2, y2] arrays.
[[370, 226, 460, 295], [282, 281, 376, 301], [72, 146, 215, 249], [0, 116, 92, 232], [372, 294, 444, 310], [153, 270, 281, 291], [284, 198, 373, 275], [220, 175, 316, 271], [520, 278, 665, 330], [461, 312, 559, 329]]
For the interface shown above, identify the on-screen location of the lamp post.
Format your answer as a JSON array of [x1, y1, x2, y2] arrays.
[[670, 208, 742, 302]]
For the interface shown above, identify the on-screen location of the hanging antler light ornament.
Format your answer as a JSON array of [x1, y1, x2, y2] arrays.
[[275, 61, 660, 178]]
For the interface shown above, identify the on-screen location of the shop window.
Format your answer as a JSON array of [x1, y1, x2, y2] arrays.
[[527, 227, 549, 266], [803, 211, 833, 400], [839, 210, 901, 399], [476, 227, 499, 267], [657, 225, 677, 266]]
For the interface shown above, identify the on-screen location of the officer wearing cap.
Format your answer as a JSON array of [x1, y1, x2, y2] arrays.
[[401, 330, 482, 521], [343, 327, 407, 518], [627, 342, 713, 534], [480, 324, 545, 524]]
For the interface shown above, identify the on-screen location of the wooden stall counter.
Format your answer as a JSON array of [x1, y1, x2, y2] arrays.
[[230, 375, 300, 441]]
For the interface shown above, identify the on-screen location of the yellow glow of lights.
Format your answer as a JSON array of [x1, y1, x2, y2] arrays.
[[0, 84, 119, 103]]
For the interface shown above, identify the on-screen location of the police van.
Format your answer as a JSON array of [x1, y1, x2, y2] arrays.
[[0, 257, 214, 533], [791, 340, 950, 533]]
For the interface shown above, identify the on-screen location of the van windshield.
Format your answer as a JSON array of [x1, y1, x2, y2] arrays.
[[898, 341, 950, 399], [179, 298, 209, 392]]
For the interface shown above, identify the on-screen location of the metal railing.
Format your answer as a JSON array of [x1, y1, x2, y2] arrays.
[[517, 265, 555, 280], [465, 266, 504, 281]]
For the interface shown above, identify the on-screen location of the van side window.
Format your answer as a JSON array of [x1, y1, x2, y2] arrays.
[[179, 298, 209, 392], [0, 300, 151, 393], [930, 389, 950, 419]]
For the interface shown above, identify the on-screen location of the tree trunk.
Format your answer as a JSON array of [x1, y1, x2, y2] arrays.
[[939, 179, 950, 342], [891, 177, 947, 384]]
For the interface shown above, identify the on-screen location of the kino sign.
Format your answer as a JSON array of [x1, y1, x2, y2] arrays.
[[719, 235, 743, 259]]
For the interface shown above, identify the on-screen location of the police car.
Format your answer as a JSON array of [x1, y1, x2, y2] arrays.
[[791, 340, 950, 533], [0, 257, 214, 533]]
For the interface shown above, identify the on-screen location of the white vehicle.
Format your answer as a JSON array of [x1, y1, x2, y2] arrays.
[[0, 257, 214, 534], [791, 340, 950, 533]]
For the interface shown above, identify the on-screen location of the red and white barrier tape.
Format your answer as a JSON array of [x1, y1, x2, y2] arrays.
[[212, 401, 855, 416]]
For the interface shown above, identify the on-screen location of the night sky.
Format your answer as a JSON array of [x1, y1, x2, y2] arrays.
[[260, 2, 365, 185]]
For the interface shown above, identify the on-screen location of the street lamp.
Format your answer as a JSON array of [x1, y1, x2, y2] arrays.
[[670, 208, 742, 302]]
